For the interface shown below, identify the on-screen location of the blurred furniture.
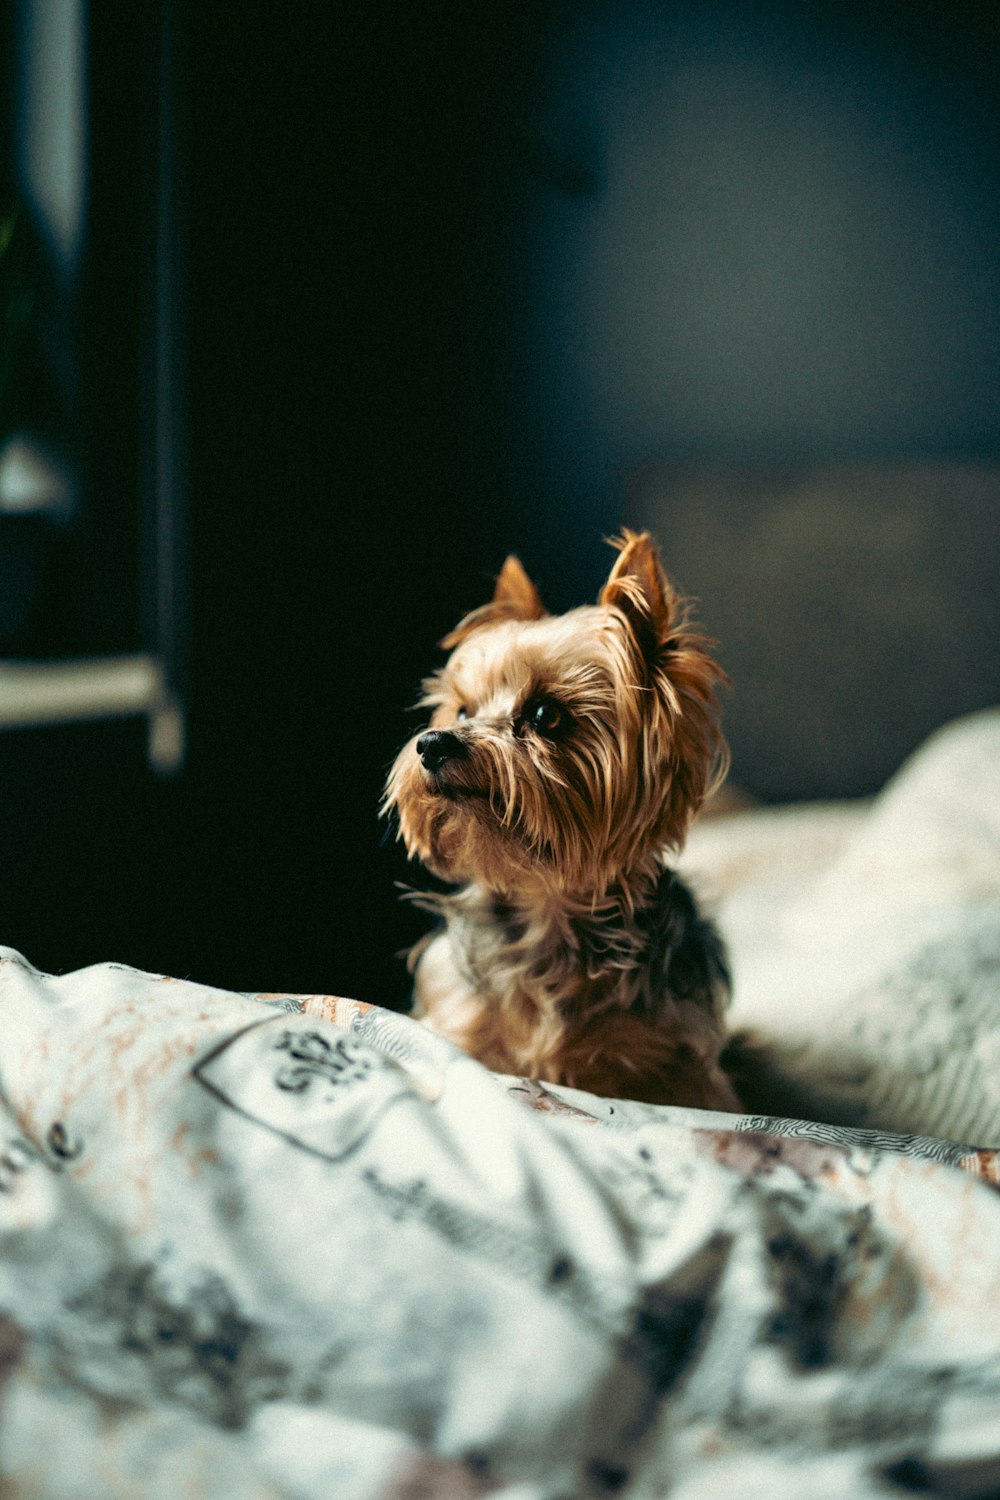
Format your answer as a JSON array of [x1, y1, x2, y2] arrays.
[[636, 462, 1000, 801], [0, 0, 185, 773]]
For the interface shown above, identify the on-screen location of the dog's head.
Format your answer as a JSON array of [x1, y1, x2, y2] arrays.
[[384, 531, 728, 896]]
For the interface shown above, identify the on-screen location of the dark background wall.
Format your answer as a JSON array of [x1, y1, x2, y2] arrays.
[[0, 1, 997, 1004]]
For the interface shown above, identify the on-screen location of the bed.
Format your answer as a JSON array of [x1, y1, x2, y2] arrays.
[[0, 709, 998, 1498]]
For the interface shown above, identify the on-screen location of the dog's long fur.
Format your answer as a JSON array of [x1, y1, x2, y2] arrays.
[[384, 531, 739, 1110]]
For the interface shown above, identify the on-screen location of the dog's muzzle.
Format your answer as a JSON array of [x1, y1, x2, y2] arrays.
[[416, 729, 467, 775]]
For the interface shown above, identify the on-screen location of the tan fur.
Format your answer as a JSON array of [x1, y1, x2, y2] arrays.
[[383, 531, 739, 1111]]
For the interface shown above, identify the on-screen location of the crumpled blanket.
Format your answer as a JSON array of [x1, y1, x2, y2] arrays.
[[0, 946, 999, 1499], [682, 708, 1000, 1146]]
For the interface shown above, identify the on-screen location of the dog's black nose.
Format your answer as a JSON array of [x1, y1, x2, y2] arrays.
[[416, 729, 466, 773]]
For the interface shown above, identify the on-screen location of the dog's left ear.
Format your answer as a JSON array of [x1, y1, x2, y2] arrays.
[[598, 530, 675, 659], [440, 554, 546, 648]]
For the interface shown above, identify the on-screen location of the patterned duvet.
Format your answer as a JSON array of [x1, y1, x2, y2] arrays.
[[0, 946, 998, 1499]]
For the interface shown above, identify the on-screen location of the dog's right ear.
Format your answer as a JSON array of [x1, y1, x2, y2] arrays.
[[598, 530, 675, 659], [492, 555, 546, 620], [440, 555, 546, 648]]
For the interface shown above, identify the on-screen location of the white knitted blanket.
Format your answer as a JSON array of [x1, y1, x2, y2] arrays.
[[683, 708, 1000, 1145]]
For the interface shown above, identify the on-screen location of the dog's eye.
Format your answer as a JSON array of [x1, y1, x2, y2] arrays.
[[524, 696, 565, 737], [455, 705, 469, 721]]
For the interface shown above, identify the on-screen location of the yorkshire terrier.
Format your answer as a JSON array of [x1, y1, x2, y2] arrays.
[[384, 530, 739, 1111]]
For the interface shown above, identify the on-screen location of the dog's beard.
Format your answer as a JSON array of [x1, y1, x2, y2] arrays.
[[386, 737, 545, 888]]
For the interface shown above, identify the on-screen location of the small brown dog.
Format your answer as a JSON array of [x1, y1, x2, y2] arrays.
[[384, 531, 739, 1110]]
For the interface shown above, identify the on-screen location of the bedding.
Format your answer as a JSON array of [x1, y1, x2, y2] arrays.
[[681, 707, 1000, 1146], [0, 933, 999, 1498]]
